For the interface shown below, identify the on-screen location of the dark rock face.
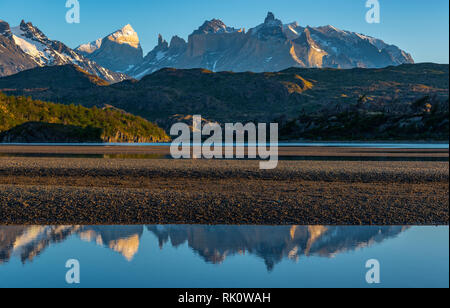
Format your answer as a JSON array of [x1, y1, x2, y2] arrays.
[[0, 35, 37, 76], [0, 20, 37, 76], [192, 19, 239, 35], [0, 122, 103, 143], [0, 20, 11, 35], [254, 11, 286, 41], [169, 36, 188, 53]]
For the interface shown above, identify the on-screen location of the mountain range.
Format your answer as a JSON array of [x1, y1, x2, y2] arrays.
[[1, 13, 447, 141], [0, 20, 127, 83], [1, 12, 414, 82], [76, 12, 414, 79]]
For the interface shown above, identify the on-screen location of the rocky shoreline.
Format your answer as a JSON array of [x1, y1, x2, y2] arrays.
[[0, 156, 448, 225]]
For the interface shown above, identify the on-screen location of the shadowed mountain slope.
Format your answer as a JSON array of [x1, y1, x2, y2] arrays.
[[0, 63, 448, 140]]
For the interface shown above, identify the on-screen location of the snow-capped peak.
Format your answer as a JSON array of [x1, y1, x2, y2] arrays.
[[18, 20, 48, 41], [120, 24, 135, 35], [76, 24, 140, 55], [106, 24, 140, 48], [10, 24, 50, 66], [5, 20, 128, 83]]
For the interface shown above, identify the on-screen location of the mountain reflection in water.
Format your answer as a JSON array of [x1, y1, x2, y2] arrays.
[[0, 225, 408, 270]]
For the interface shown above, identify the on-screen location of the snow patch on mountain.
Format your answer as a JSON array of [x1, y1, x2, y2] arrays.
[[77, 38, 103, 54], [10, 26, 52, 65], [1, 20, 128, 82]]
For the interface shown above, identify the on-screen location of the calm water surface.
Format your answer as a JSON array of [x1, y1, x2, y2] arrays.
[[1, 143, 447, 160], [0, 225, 448, 288], [1, 142, 449, 148], [0, 153, 447, 161]]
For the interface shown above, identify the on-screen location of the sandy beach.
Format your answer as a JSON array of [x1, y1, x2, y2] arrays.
[[0, 146, 448, 225]]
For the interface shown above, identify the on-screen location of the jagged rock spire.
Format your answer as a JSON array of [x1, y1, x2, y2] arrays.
[[0, 20, 11, 36], [265, 12, 276, 23]]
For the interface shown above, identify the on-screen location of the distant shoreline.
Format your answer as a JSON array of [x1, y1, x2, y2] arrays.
[[0, 141, 448, 147], [1, 139, 450, 143], [0, 145, 448, 157]]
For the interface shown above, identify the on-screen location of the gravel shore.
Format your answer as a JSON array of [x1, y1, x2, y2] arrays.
[[0, 157, 448, 225]]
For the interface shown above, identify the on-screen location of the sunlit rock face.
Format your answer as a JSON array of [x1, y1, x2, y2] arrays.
[[127, 12, 413, 78], [76, 24, 144, 74]]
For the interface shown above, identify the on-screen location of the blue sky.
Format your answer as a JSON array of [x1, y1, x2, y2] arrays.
[[1, 0, 448, 63]]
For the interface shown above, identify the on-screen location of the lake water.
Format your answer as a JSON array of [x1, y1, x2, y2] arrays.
[[1, 142, 449, 149], [0, 225, 448, 288], [0, 153, 447, 161], [1, 142, 448, 161]]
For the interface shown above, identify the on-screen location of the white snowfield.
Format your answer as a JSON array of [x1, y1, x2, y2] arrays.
[[11, 26, 50, 65]]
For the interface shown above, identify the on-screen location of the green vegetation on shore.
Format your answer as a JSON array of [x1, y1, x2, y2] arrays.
[[0, 64, 448, 141], [0, 92, 170, 143]]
